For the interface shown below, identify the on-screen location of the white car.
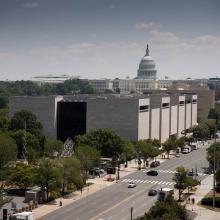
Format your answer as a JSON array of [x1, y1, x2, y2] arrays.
[[175, 154, 180, 157], [128, 182, 137, 188]]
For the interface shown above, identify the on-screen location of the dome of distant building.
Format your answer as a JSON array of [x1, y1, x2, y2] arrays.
[[136, 44, 157, 80]]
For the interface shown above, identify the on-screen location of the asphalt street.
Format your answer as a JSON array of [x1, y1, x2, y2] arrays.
[[39, 146, 209, 220]]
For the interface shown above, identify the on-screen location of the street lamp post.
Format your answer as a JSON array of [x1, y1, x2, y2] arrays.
[[213, 117, 217, 208], [117, 160, 120, 180]]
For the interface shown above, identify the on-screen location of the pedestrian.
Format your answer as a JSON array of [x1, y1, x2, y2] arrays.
[[191, 198, 195, 205], [59, 200, 62, 207], [188, 197, 190, 204]]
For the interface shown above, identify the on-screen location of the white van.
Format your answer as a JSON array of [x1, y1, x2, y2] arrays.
[[158, 188, 174, 201]]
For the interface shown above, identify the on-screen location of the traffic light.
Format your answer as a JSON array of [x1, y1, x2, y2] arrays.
[[3, 209, 7, 220]]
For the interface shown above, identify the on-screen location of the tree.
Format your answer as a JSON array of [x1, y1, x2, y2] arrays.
[[0, 96, 8, 109], [44, 139, 63, 157], [10, 130, 40, 159], [176, 137, 186, 149], [189, 123, 209, 140], [58, 158, 84, 195], [75, 128, 125, 158], [75, 145, 100, 177], [163, 137, 177, 158], [35, 158, 61, 202], [0, 133, 17, 169], [173, 166, 188, 201], [206, 142, 220, 167], [7, 163, 36, 190], [0, 109, 9, 132], [10, 110, 42, 136], [135, 194, 189, 220], [185, 176, 200, 194], [120, 140, 135, 167]]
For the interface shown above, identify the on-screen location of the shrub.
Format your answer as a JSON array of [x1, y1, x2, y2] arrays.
[[201, 197, 220, 208]]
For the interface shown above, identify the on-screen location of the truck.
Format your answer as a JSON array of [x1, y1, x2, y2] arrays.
[[190, 142, 199, 150], [11, 212, 34, 220], [182, 145, 192, 154], [158, 188, 174, 201]]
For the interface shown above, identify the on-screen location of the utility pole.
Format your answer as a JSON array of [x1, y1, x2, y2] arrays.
[[213, 80, 218, 208], [213, 118, 217, 208]]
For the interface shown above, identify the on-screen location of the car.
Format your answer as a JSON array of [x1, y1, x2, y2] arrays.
[[188, 171, 194, 176], [150, 161, 160, 167], [155, 161, 160, 166], [175, 154, 180, 157], [128, 182, 137, 188], [147, 170, 158, 176], [148, 189, 157, 196], [188, 171, 198, 177]]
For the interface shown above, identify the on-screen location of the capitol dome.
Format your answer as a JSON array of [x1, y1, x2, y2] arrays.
[[136, 44, 157, 80]]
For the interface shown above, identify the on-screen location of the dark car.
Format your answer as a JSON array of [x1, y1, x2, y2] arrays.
[[155, 161, 160, 166], [147, 170, 158, 176], [148, 189, 157, 196], [150, 161, 160, 168]]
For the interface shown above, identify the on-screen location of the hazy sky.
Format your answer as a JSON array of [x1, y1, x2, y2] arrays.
[[0, 0, 220, 80]]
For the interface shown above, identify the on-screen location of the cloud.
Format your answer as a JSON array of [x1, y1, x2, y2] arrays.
[[135, 22, 160, 30], [22, 2, 39, 8], [192, 35, 220, 46]]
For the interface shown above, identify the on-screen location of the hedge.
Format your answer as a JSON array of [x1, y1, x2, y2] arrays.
[[201, 197, 220, 208]]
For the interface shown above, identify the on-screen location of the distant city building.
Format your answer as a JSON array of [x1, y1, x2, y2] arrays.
[[32, 74, 78, 85], [9, 93, 197, 143]]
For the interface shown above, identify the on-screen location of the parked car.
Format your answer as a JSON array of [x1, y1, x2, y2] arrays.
[[150, 161, 160, 168], [128, 182, 137, 188], [147, 170, 158, 176], [175, 154, 180, 157], [148, 189, 157, 196]]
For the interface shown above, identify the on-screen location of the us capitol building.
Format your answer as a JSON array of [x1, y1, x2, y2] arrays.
[[89, 44, 205, 93]]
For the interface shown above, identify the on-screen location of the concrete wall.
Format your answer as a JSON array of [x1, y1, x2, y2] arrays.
[[192, 95, 198, 126], [185, 103, 192, 129], [170, 105, 178, 135], [86, 98, 139, 140], [9, 96, 63, 139], [138, 99, 150, 140], [178, 97, 185, 137], [160, 97, 170, 143], [150, 108, 160, 140]]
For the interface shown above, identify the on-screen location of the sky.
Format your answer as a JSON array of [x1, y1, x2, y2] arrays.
[[0, 0, 220, 81]]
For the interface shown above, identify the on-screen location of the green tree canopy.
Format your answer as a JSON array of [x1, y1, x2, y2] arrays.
[[206, 142, 220, 166], [10, 110, 42, 136], [10, 130, 40, 159], [7, 163, 36, 190], [75, 128, 125, 158], [35, 158, 61, 202], [0, 133, 17, 169], [163, 137, 177, 158], [189, 123, 210, 140], [44, 139, 64, 157], [135, 195, 189, 220], [75, 145, 100, 176], [58, 157, 84, 195], [173, 166, 188, 201]]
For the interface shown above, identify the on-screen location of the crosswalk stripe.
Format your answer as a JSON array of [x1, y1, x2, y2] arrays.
[[139, 180, 144, 183], [161, 181, 167, 185], [157, 181, 163, 184]]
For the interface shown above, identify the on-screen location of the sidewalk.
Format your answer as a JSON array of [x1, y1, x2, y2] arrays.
[[185, 175, 220, 220], [33, 178, 115, 219]]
